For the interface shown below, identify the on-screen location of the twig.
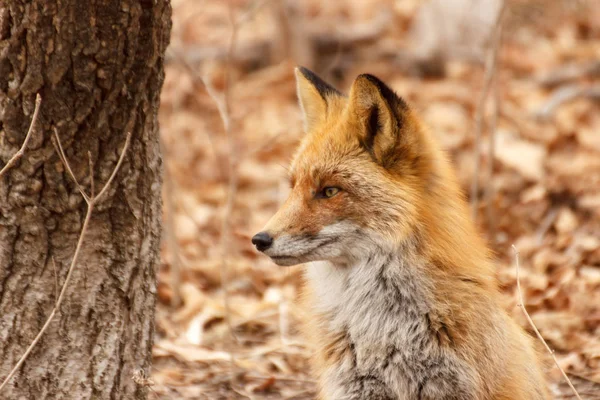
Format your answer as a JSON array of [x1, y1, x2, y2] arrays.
[[236, 0, 275, 26], [164, 0, 255, 342], [244, 131, 286, 159], [538, 60, 600, 88], [222, 6, 242, 396], [566, 371, 600, 386], [203, 78, 231, 135], [51, 257, 59, 306], [208, 5, 246, 397], [163, 48, 226, 179], [52, 127, 91, 204], [0, 94, 42, 178], [217, 2, 240, 346], [471, 2, 506, 221], [536, 207, 558, 245], [0, 131, 131, 393], [88, 151, 95, 198], [94, 135, 130, 200], [161, 137, 182, 307], [512, 245, 582, 400], [534, 84, 600, 121], [484, 76, 500, 244]]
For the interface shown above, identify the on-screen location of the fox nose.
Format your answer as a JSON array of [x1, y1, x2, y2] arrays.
[[252, 231, 273, 252]]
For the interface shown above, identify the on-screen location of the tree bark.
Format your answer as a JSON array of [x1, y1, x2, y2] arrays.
[[0, 1, 171, 399]]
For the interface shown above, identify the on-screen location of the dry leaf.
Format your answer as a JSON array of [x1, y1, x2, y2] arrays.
[[495, 130, 546, 181]]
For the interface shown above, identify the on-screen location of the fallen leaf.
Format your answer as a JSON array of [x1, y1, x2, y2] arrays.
[[495, 130, 546, 181]]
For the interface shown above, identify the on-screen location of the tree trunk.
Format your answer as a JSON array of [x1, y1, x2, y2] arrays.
[[0, 1, 171, 399]]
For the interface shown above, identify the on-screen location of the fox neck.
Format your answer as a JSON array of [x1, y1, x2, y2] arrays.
[[305, 241, 434, 335]]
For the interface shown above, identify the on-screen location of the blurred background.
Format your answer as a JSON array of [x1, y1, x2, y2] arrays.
[[153, 0, 600, 398]]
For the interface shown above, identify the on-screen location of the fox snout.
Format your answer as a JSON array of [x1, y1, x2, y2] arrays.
[[251, 231, 273, 252], [251, 218, 363, 267]]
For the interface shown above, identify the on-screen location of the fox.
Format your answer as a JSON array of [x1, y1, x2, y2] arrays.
[[252, 67, 549, 400]]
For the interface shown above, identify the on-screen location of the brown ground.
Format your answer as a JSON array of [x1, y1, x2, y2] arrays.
[[152, 1, 600, 398]]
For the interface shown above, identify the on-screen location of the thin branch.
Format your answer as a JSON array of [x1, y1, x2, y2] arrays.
[[484, 76, 500, 244], [88, 151, 95, 199], [218, 2, 240, 346], [161, 138, 182, 307], [0, 94, 42, 178], [471, 2, 506, 220], [163, 47, 227, 178], [214, 4, 243, 396], [166, 0, 273, 167], [203, 78, 231, 135], [95, 132, 131, 201], [244, 131, 286, 159], [236, 0, 275, 26], [0, 132, 131, 393], [534, 84, 600, 121], [537, 60, 600, 88], [52, 128, 91, 204], [536, 207, 558, 244], [51, 257, 59, 306], [512, 245, 582, 400], [0, 203, 94, 393]]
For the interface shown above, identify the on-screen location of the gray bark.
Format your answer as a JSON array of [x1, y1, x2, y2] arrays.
[[0, 1, 171, 398]]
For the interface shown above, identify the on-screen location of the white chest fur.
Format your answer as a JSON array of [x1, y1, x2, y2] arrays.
[[305, 253, 479, 399], [306, 253, 431, 338]]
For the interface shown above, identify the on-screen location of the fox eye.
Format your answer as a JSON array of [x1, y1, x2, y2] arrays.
[[318, 187, 340, 199]]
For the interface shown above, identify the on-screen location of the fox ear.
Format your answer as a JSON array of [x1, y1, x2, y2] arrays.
[[295, 67, 341, 132], [348, 74, 410, 168]]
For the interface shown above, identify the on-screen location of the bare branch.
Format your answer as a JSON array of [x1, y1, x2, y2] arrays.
[[203, 78, 231, 135], [471, 2, 506, 221], [95, 132, 131, 202], [163, 48, 226, 178], [0, 132, 131, 393], [512, 245, 582, 400], [538, 60, 600, 88], [236, 0, 275, 26], [0, 205, 93, 393], [534, 84, 600, 121], [161, 137, 182, 307], [484, 77, 500, 244], [244, 131, 286, 159], [51, 257, 59, 307], [162, 2, 245, 389], [52, 128, 91, 204], [88, 151, 95, 199], [217, 3, 241, 348], [0, 94, 42, 178]]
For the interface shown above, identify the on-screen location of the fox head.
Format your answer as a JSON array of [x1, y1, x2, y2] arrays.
[[252, 67, 464, 267]]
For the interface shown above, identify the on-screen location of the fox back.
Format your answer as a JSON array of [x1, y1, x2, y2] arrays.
[[252, 67, 549, 400]]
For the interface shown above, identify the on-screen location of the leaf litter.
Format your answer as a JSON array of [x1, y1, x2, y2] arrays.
[[153, 0, 600, 398]]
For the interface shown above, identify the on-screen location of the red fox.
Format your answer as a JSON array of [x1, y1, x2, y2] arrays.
[[252, 67, 549, 399]]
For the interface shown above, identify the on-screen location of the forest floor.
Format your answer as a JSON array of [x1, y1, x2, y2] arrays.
[[151, 0, 600, 398]]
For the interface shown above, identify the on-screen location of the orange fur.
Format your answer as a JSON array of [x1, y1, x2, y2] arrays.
[[256, 68, 549, 399]]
